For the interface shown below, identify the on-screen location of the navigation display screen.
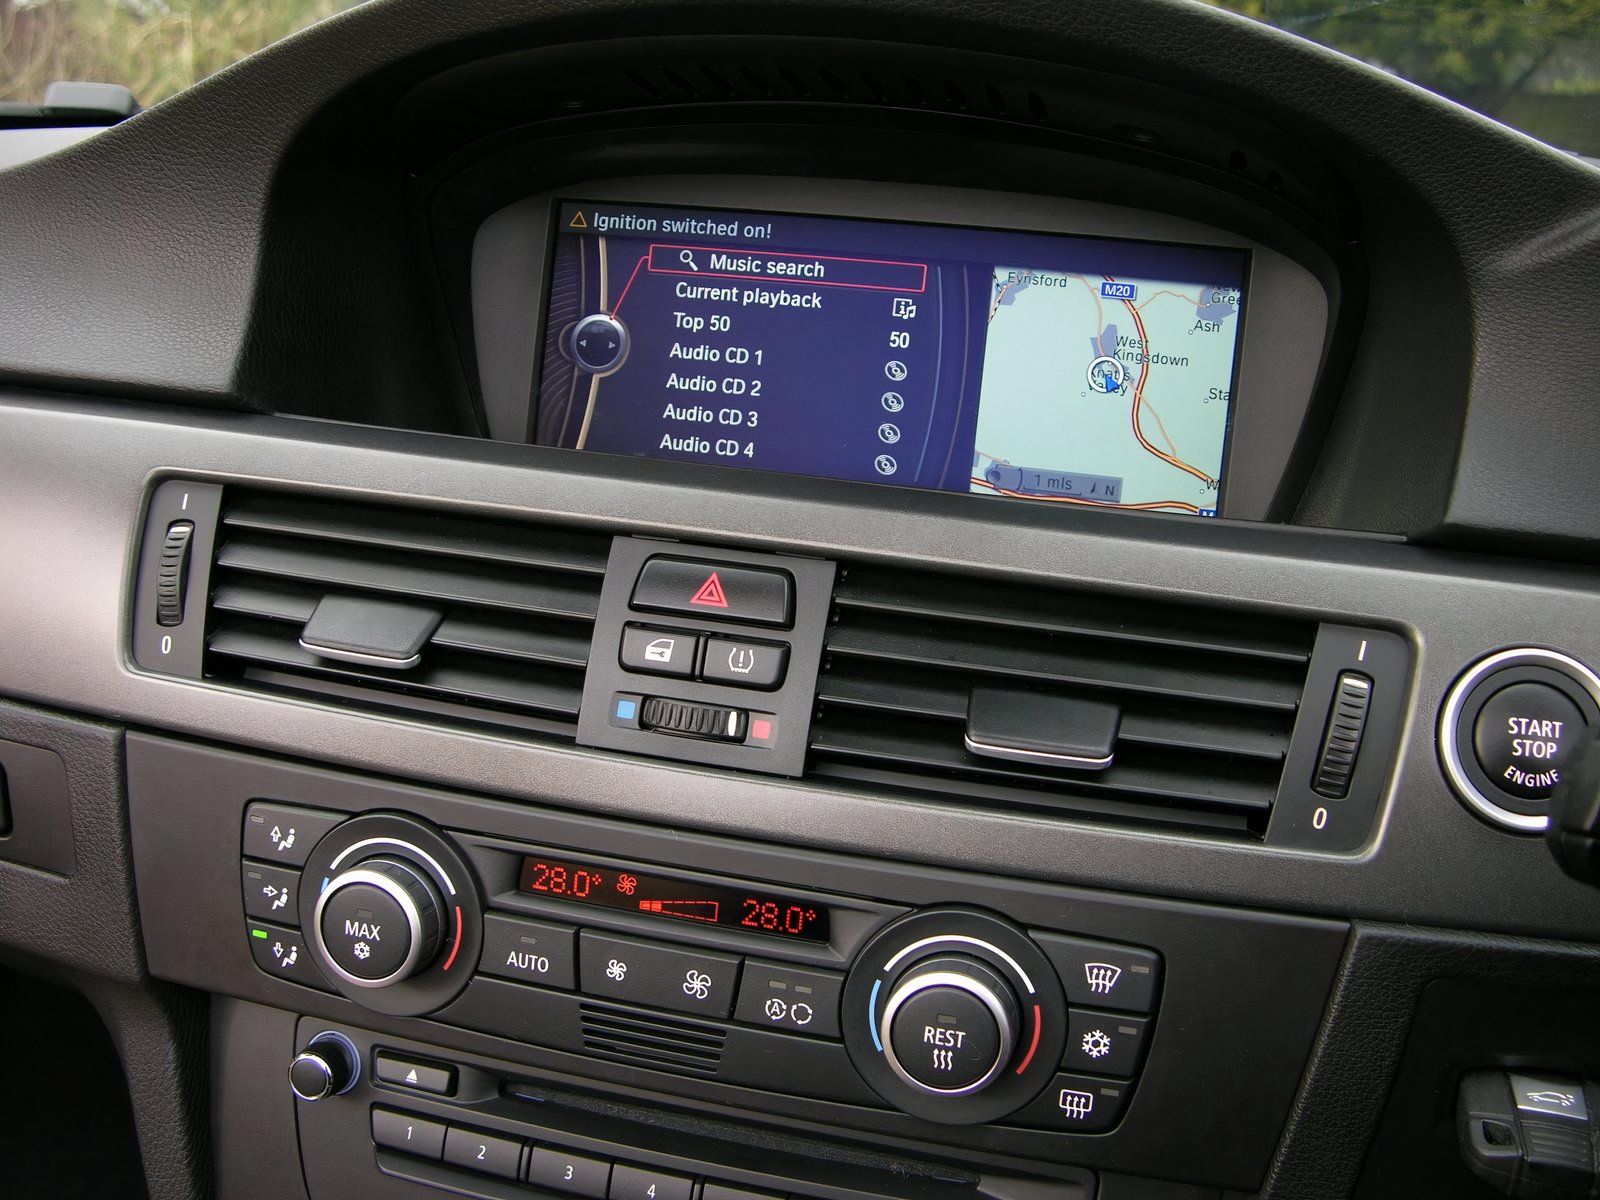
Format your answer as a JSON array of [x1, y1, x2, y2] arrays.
[[534, 201, 1247, 516]]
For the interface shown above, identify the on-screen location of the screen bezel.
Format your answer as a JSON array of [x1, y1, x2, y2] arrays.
[[470, 174, 1331, 522]]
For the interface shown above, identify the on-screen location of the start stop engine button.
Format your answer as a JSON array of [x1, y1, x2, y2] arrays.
[[1441, 648, 1600, 833], [1473, 682, 1588, 800]]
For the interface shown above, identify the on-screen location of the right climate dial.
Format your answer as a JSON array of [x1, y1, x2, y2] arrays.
[[842, 908, 1068, 1125]]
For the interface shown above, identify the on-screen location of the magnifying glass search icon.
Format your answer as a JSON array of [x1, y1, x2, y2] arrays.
[[679, 250, 700, 271]]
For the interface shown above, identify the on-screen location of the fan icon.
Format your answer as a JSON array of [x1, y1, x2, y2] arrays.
[[616, 874, 638, 896], [1081, 1029, 1112, 1059], [353, 942, 372, 961]]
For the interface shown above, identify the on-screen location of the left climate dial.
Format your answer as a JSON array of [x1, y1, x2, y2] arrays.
[[285, 810, 483, 1016], [313, 856, 445, 988]]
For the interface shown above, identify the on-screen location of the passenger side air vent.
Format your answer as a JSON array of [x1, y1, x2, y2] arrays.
[[204, 491, 608, 740], [808, 565, 1318, 838]]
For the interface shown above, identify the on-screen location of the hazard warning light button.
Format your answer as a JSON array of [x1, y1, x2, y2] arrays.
[[630, 556, 795, 628]]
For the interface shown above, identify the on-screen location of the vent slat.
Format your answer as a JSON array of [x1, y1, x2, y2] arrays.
[[216, 533, 600, 620], [431, 614, 591, 669], [210, 624, 583, 718], [833, 571, 1310, 664], [237, 668, 579, 740], [809, 721, 1278, 811], [211, 578, 319, 623], [825, 620, 1302, 712], [581, 1040, 720, 1074], [805, 760, 1256, 835], [223, 495, 609, 575]]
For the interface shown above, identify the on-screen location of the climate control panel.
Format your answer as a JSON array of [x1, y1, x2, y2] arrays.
[[239, 802, 1163, 1133], [127, 732, 1344, 1189]]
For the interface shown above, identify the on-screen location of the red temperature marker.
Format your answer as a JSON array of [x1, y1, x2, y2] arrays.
[[690, 572, 729, 608]]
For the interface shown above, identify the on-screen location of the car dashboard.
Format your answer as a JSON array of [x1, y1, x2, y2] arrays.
[[2, 4, 1600, 1200]]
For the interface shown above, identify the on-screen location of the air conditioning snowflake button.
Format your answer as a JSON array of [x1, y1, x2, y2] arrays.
[[1062, 1008, 1152, 1077]]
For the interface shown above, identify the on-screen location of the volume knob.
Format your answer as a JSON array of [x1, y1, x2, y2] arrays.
[[289, 1032, 360, 1101], [312, 857, 444, 988]]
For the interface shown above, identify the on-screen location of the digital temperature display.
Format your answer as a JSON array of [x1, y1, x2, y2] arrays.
[[517, 856, 831, 943]]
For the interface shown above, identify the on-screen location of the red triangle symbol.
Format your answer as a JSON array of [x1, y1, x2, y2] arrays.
[[690, 572, 729, 608]]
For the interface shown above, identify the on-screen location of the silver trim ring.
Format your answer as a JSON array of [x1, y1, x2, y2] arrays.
[[288, 1032, 360, 1101], [879, 969, 1016, 1097], [1438, 647, 1600, 834], [312, 862, 431, 989], [288, 1051, 336, 1102], [881, 933, 1036, 994]]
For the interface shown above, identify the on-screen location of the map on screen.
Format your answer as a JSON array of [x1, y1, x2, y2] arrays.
[[972, 268, 1240, 516]]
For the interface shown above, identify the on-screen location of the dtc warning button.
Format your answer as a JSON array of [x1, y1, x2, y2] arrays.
[[1474, 682, 1590, 800], [631, 556, 794, 627]]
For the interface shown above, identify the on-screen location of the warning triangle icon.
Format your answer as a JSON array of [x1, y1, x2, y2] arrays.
[[569, 210, 588, 228], [690, 572, 729, 608]]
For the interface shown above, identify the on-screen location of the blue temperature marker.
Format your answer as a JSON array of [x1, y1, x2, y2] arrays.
[[616, 698, 638, 721], [868, 979, 884, 1051]]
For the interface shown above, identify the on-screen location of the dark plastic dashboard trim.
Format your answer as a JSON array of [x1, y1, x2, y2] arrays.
[[1, 394, 1596, 941]]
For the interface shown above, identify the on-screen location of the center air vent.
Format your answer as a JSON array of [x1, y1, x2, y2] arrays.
[[203, 491, 608, 740], [807, 565, 1318, 838]]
